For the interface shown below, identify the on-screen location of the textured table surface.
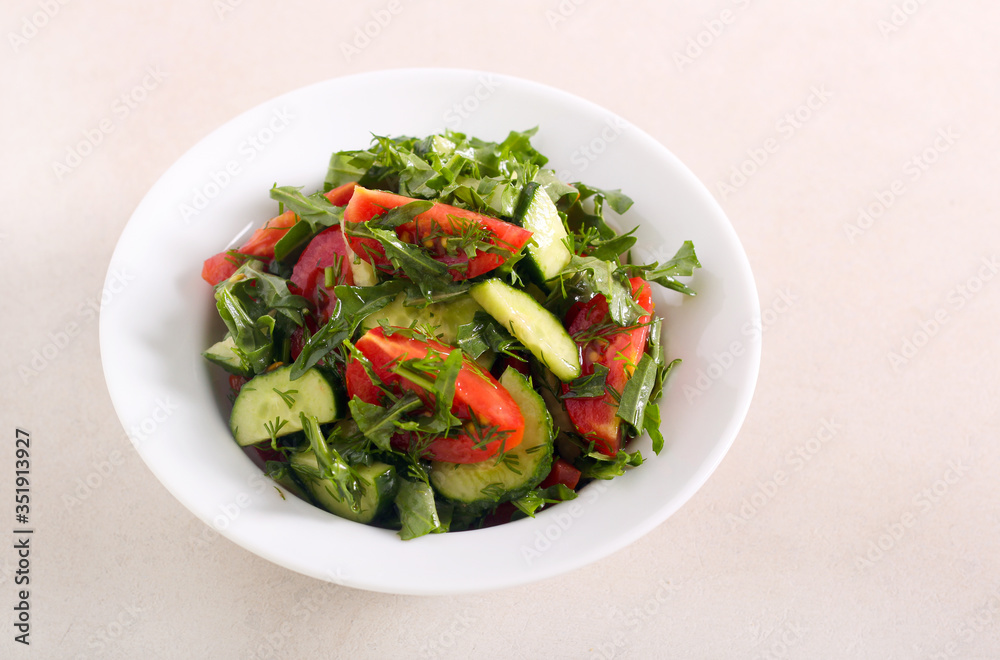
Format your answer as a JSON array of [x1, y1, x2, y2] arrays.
[[3, 1, 999, 658]]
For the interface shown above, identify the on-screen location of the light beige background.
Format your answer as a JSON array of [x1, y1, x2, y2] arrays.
[[3, 1, 999, 658]]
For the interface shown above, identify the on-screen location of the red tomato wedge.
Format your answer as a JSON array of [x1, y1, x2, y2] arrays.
[[201, 252, 242, 286], [345, 327, 525, 463], [290, 225, 354, 324], [323, 181, 357, 206], [342, 186, 532, 280], [539, 458, 582, 490], [562, 278, 654, 456], [200, 210, 298, 285], [238, 210, 298, 258]]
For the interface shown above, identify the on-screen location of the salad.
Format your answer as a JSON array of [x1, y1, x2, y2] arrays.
[[200, 128, 700, 539]]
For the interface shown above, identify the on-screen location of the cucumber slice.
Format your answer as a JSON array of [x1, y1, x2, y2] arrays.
[[470, 279, 581, 381], [513, 182, 572, 287], [291, 453, 397, 524], [229, 365, 342, 446], [430, 368, 553, 513], [360, 292, 484, 346], [203, 335, 251, 377]]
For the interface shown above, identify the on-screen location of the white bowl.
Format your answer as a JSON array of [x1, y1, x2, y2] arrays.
[[100, 69, 760, 595]]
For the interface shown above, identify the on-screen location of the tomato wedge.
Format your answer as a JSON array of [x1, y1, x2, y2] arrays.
[[345, 327, 524, 463], [539, 458, 582, 490], [290, 225, 354, 324], [201, 252, 243, 286], [323, 181, 357, 206], [200, 210, 298, 285], [343, 186, 532, 280], [562, 277, 654, 456]]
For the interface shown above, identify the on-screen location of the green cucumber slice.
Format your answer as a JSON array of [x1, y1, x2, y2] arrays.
[[203, 334, 251, 377], [430, 368, 554, 512], [229, 365, 342, 446], [470, 279, 581, 381], [360, 292, 484, 346], [512, 181, 572, 286], [291, 453, 397, 524]]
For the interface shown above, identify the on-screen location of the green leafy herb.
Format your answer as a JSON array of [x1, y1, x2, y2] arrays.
[[299, 412, 361, 509], [616, 354, 658, 428], [577, 449, 644, 480], [511, 484, 578, 518], [562, 364, 611, 399], [456, 311, 523, 359], [395, 478, 442, 540], [632, 240, 701, 296], [348, 394, 423, 452], [555, 255, 646, 326]]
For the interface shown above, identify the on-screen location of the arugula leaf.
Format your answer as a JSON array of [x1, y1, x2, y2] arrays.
[[556, 255, 646, 326], [333, 280, 409, 333], [367, 226, 453, 301], [298, 412, 362, 510], [390, 349, 463, 435], [269, 186, 343, 233], [237, 259, 309, 325], [456, 312, 522, 360], [325, 150, 375, 191], [395, 478, 442, 540], [575, 183, 634, 215], [533, 169, 579, 208], [214, 287, 273, 375], [213, 259, 309, 375], [576, 449, 644, 480], [616, 354, 658, 428], [562, 364, 611, 399], [633, 240, 701, 296], [348, 394, 423, 452], [288, 308, 350, 379], [585, 227, 638, 262], [643, 402, 664, 455], [511, 484, 578, 518]]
